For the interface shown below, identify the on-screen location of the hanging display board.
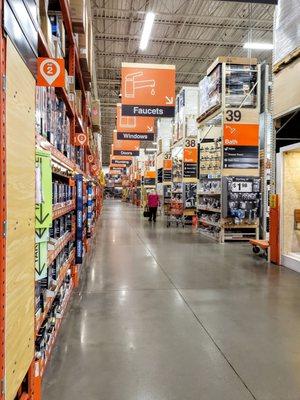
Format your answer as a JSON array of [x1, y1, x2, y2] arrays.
[[223, 123, 259, 169], [113, 130, 140, 156], [121, 62, 175, 117], [163, 156, 172, 182], [183, 138, 198, 179], [116, 103, 155, 140], [222, 176, 260, 219], [144, 170, 156, 186], [111, 157, 133, 166]]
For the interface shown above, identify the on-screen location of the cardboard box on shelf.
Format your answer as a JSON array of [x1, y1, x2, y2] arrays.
[[91, 100, 100, 127], [40, 14, 53, 54], [53, 37, 63, 58], [68, 76, 75, 93], [68, 92, 75, 110], [69, 0, 86, 33], [86, 91, 91, 111], [75, 90, 82, 116]]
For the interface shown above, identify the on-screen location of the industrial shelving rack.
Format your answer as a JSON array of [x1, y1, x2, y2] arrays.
[[197, 57, 261, 243], [0, 2, 103, 400]]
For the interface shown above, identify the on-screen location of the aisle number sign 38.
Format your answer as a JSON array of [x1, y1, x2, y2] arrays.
[[37, 57, 65, 87]]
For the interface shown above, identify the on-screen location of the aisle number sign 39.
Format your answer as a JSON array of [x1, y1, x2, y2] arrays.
[[37, 57, 65, 87], [121, 62, 175, 117]]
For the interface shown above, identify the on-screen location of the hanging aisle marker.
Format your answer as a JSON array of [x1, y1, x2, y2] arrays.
[[121, 63, 175, 117], [116, 103, 156, 141], [113, 130, 140, 156], [37, 57, 65, 87]]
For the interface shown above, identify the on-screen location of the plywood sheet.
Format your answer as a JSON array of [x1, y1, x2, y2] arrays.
[[5, 39, 35, 400], [282, 151, 300, 255], [273, 57, 300, 119]]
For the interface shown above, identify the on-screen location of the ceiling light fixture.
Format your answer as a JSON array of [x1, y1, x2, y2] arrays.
[[145, 148, 157, 152], [139, 12, 155, 51], [152, 142, 157, 145], [243, 42, 274, 50]]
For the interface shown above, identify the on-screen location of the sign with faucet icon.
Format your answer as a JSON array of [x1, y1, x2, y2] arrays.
[[121, 62, 175, 118]]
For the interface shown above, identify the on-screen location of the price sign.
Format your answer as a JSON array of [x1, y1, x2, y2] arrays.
[[230, 181, 253, 193]]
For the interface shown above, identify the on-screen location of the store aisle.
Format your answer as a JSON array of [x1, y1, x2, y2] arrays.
[[44, 201, 300, 400]]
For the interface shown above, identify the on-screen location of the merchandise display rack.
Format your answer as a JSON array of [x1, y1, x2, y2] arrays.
[[0, 1, 104, 400], [197, 57, 261, 243]]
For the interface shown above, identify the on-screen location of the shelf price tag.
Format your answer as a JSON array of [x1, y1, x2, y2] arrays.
[[37, 57, 65, 87]]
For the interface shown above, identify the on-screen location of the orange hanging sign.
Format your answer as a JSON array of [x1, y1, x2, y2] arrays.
[[121, 63, 175, 117], [116, 103, 156, 140], [110, 155, 133, 166], [37, 57, 65, 87], [113, 131, 140, 156]]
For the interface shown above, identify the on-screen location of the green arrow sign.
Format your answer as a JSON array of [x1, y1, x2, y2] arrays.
[[35, 241, 48, 280], [35, 149, 52, 228]]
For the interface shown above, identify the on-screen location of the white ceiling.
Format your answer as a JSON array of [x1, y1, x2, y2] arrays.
[[91, 0, 275, 165]]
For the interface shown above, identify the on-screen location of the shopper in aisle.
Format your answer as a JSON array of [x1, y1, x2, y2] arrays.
[[147, 189, 160, 222]]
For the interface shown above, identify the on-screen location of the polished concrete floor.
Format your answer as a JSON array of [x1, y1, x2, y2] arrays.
[[44, 200, 300, 400]]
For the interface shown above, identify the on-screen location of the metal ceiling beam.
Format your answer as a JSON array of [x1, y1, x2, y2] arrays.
[[95, 51, 214, 63], [92, 14, 272, 31], [94, 33, 243, 47], [97, 78, 200, 86], [96, 66, 205, 76], [92, 7, 273, 25]]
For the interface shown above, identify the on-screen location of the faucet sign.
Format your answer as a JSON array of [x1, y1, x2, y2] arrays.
[[121, 62, 175, 118], [124, 72, 155, 98]]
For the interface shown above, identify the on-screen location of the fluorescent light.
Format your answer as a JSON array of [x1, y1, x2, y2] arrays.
[[152, 142, 157, 145], [145, 148, 157, 152], [139, 12, 155, 51], [243, 42, 273, 50]]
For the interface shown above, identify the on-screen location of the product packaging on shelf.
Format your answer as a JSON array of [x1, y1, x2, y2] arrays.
[[274, 0, 300, 67], [69, 0, 86, 33], [91, 99, 101, 127]]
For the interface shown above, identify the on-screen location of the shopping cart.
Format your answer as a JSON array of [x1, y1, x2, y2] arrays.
[[165, 203, 185, 228]]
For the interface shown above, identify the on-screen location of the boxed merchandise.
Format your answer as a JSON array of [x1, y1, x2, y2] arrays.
[[225, 64, 257, 108], [69, 0, 86, 33], [91, 99, 100, 127], [178, 86, 199, 122], [274, 0, 300, 68], [68, 75, 75, 93], [75, 90, 82, 116], [40, 14, 54, 54]]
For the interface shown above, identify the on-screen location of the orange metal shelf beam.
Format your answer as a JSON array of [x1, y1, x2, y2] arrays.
[[36, 134, 76, 171], [52, 200, 75, 220], [48, 230, 75, 265]]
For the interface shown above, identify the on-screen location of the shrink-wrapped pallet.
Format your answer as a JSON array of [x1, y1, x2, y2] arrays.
[[274, 0, 300, 67]]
